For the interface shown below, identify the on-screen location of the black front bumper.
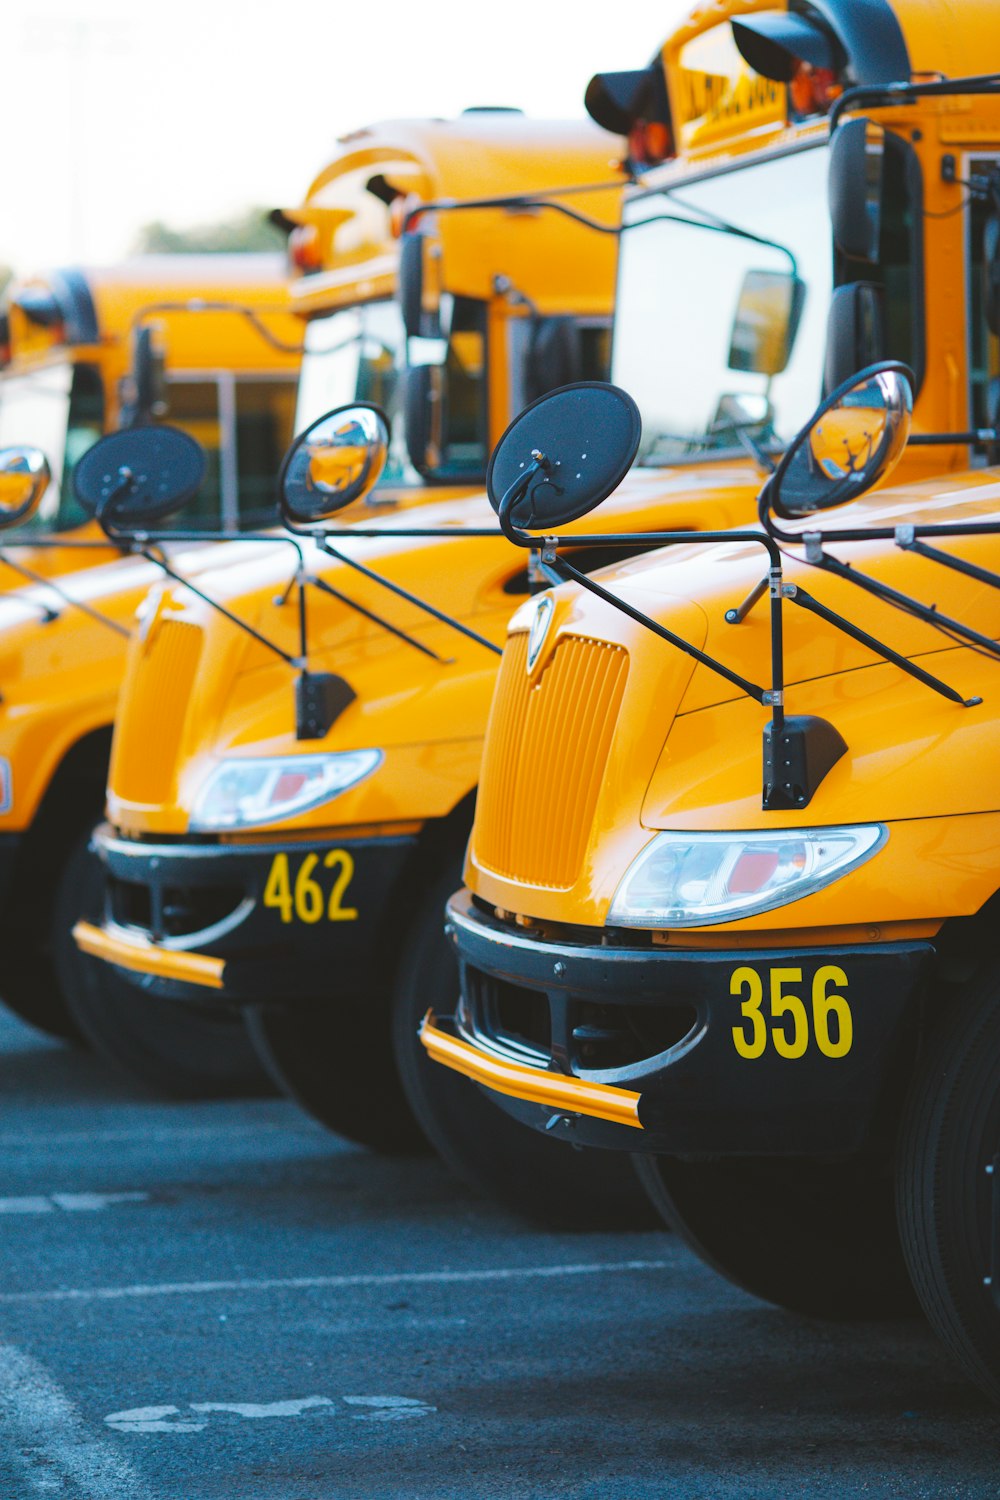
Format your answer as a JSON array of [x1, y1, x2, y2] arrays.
[[92, 823, 419, 1007], [444, 890, 933, 1157]]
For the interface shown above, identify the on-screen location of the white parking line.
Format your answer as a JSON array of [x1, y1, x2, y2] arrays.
[[0, 1257, 674, 1306], [0, 1342, 157, 1498], [0, 1192, 149, 1215], [105, 1394, 436, 1435]]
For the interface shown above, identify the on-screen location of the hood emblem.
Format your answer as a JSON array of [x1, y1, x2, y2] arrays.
[[526, 595, 554, 673]]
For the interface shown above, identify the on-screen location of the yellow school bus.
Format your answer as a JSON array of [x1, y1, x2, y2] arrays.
[[0, 254, 301, 552], [418, 0, 1000, 1394], [70, 96, 807, 1226], [0, 255, 301, 1062]]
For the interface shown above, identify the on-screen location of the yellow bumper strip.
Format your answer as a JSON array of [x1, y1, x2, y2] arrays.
[[72, 921, 226, 991], [419, 1011, 643, 1130]]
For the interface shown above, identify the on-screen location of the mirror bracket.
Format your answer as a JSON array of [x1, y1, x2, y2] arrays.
[[295, 671, 356, 742], [762, 715, 848, 811]]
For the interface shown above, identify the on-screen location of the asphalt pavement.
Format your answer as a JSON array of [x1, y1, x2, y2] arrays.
[[0, 1003, 997, 1500]]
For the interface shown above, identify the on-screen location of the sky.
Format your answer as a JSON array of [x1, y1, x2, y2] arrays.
[[4, 0, 688, 275]]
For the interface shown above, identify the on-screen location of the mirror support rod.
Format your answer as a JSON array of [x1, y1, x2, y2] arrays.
[[0, 551, 128, 635], [784, 584, 976, 706], [139, 550, 298, 667], [909, 430, 999, 446], [806, 549, 1000, 662], [0, 539, 121, 551], [549, 552, 772, 707], [896, 534, 1000, 593], [830, 73, 1000, 132], [305, 574, 451, 664], [725, 573, 770, 624], [317, 540, 502, 657], [496, 471, 786, 713]]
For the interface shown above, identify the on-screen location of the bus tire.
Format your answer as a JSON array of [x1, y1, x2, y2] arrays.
[[244, 1001, 428, 1155], [53, 827, 270, 1099], [897, 975, 1000, 1403], [636, 1153, 916, 1320], [391, 866, 656, 1231]]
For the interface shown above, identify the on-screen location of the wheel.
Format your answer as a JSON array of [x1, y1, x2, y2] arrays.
[[245, 1000, 428, 1155], [897, 974, 1000, 1402], [53, 827, 271, 1099], [636, 1153, 916, 1319], [0, 820, 92, 1044], [391, 865, 657, 1231]]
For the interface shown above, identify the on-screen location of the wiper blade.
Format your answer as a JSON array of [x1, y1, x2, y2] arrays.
[[627, 184, 799, 277]]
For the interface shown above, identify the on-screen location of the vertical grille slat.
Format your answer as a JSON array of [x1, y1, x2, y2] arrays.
[[110, 620, 203, 806], [475, 632, 628, 890]]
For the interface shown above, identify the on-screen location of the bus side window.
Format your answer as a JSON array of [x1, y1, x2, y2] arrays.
[[234, 379, 298, 529], [56, 365, 105, 530]]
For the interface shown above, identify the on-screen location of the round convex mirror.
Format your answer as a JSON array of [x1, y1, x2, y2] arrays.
[[487, 381, 641, 529], [769, 362, 913, 521], [279, 404, 390, 526], [73, 427, 206, 528], [0, 446, 51, 529]]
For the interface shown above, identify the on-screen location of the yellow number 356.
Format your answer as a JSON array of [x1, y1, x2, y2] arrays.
[[730, 965, 852, 1060]]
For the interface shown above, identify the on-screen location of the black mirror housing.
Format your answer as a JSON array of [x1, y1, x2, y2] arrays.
[[73, 427, 206, 529], [823, 282, 885, 394], [829, 118, 885, 262], [487, 381, 640, 530]]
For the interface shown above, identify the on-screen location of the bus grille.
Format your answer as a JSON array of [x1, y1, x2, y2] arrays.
[[110, 620, 203, 806], [474, 631, 628, 889]]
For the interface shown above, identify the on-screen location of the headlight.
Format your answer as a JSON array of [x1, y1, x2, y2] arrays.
[[189, 749, 381, 831], [607, 825, 886, 928]]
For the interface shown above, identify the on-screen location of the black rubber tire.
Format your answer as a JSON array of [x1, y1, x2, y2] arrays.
[[245, 1001, 429, 1155], [897, 975, 1000, 1403], [0, 950, 84, 1043], [53, 827, 271, 1099], [0, 814, 94, 1043], [637, 1153, 917, 1319], [391, 867, 657, 1231]]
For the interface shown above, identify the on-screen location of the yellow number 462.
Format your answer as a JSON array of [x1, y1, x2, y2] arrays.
[[262, 851, 358, 925], [730, 965, 852, 1060]]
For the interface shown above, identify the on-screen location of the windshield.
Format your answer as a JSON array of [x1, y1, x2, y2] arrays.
[[296, 301, 422, 487], [613, 146, 832, 464], [0, 362, 104, 531], [296, 297, 488, 488]]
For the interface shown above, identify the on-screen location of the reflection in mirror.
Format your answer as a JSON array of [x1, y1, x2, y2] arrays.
[[280, 403, 390, 525], [769, 364, 912, 520], [0, 446, 51, 529], [728, 269, 806, 377]]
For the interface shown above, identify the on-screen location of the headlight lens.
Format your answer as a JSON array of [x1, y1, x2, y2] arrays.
[[607, 825, 886, 928], [189, 749, 381, 831]]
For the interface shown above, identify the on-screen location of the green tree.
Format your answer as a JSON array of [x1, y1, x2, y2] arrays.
[[131, 208, 284, 254]]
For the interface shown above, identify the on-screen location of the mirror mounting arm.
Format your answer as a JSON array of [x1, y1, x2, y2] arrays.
[[783, 581, 976, 707], [316, 539, 502, 657], [305, 572, 451, 664], [0, 550, 125, 632], [137, 549, 298, 668], [809, 549, 1000, 666], [546, 551, 773, 709], [896, 530, 1000, 595]]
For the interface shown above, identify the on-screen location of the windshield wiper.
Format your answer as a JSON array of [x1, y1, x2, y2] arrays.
[[625, 184, 800, 278]]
